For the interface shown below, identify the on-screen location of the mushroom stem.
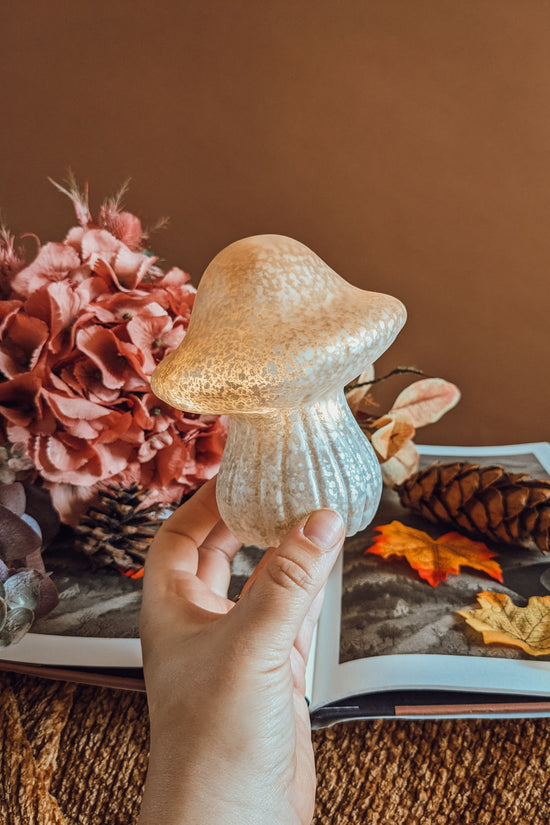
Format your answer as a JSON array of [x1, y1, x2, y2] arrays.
[[217, 390, 382, 547]]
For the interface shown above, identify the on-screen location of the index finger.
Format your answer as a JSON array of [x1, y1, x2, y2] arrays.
[[144, 477, 220, 591]]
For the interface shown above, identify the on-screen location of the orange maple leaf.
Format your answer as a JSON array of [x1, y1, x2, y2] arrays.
[[119, 567, 144, 579], [366, 521, 503, 587]]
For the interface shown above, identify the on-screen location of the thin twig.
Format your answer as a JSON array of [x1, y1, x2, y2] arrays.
[[345, 366, 425, 393]]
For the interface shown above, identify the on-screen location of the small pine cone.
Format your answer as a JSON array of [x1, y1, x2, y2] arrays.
[[75, 484, 169, 572], [395, 462, 550, 553]]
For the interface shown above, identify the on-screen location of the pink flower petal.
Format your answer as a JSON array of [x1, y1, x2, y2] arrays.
[[138, 429, 173, 462], [94, 441, 134, 477], [10, 243, 80, 298], [147, 267, 195, 317], [75, 274, 111, 306], [108, 461, 142, 489], [42, 389, 107, 422], [80, 228, 155, 291], [64, 225, 85, 252], [126, 312, 173, 374], [94, 410, 133, 444], [45, 481, 97, 527], [114, 245, 157, 289], [0, 373, 43, 427], [98, 207, 144, 251], [76, 326, 143, 390], [0, 312, 49, 377], [161, 322, 186, 354], [80, 228, 120, 264], [155, 437, 195, 487], [90, 292, 154, 324], [66, 358, 121, 404], [24, 281, 81, 355], [36, 432, 133, 488], [0, 300, 23, 334], [193, 416, 227, 472], [39, 434, 98, 475]]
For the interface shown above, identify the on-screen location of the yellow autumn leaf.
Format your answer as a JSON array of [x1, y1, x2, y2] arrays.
[[457, 591, 550, 656]]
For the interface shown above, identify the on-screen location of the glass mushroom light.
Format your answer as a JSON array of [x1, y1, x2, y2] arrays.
[[151, 235, 406, 547]]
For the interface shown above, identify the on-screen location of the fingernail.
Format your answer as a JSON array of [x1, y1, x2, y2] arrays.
[[303, 510, 344, 552]]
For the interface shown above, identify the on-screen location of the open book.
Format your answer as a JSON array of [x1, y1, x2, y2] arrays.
[[1, 443, 550, 724]]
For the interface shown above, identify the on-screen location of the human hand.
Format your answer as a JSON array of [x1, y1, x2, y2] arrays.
[[138, 477, 344, 825]]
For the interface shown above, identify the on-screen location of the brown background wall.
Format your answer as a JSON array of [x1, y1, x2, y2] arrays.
[[2, 0, 548, 446]]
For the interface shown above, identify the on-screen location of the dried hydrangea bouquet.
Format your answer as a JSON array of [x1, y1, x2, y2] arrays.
[[0, 179, 227, 569], [152, 234, 407, 546], [0, 179, 226, 532]]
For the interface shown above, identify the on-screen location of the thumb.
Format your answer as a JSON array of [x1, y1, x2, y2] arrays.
[[234, 509, 344, 662]]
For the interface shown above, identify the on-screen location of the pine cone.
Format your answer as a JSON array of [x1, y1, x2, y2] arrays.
[[75, 484, 169, 572], [395, 463, 550, 553]]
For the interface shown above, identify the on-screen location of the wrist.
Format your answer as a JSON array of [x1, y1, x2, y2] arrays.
[[139, 771, 291, 825], [139, 739, 299, 825]]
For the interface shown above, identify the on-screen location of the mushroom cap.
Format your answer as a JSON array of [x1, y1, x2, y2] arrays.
[[151, 234, 406, 414]]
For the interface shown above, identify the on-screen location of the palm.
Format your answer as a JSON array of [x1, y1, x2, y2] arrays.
[[175, 570, 234, 615]]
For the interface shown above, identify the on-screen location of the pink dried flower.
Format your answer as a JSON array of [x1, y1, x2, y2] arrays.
[[10, 243, 81, 299], [0, 180, 226, 525], [97, 182, 145, 251], [0, 228, 26, 299]]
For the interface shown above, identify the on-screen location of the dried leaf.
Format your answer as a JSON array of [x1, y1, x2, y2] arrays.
[[366, 520, 503, 587], [345, 366, 376, 416], [355, 366, 375, 385], [370, 413, 416, 461], [390, 378, 461, 428], [380, 440, 419, 487], [457, 591, 550, 656]]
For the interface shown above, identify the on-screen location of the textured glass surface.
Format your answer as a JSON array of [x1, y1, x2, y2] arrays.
[[152, 235, 406, 546]]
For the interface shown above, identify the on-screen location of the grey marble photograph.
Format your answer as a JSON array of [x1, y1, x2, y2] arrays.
[[32, 534, 264, 640], [339, 452, 550, 664]]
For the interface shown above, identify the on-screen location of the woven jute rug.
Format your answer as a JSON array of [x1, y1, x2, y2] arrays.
[[2, 673, 550, 824]]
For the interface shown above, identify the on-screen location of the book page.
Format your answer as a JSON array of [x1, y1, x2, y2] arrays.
[[0, 538, 265, 669], [310, 443, 550, 712]]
